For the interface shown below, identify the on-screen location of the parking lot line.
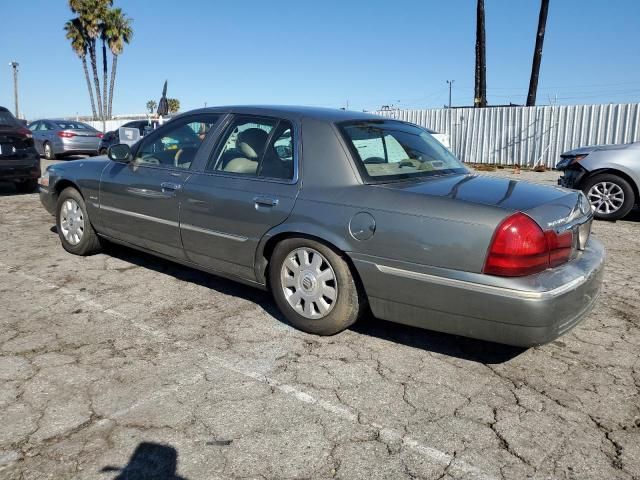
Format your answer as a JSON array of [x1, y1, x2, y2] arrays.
[[1, 260, 497, 480]]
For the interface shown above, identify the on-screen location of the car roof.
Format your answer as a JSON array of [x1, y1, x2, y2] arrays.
[[177, 105, 387, 123]]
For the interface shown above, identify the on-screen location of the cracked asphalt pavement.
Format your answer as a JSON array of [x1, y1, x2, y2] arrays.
[[0, 164, 639, 479]]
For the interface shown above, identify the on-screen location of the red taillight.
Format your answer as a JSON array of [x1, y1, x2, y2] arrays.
[[17, 127, 32, 139], [484, 212, 574, 277], [547, 230, 573, 267], [97, 133, 104, 138], [57, 131, 76, 138]]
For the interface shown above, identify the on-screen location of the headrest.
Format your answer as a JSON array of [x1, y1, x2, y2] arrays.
[[237, 128, 269, 159]]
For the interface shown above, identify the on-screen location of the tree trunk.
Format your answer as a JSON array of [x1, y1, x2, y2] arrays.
[[108, 54, 118, 119], [527, 0, 550, 106], [474, 0, 487, 107], [102, 39, 109, 122], [88, 42, 104, 123], [81, 56, 97, 120]]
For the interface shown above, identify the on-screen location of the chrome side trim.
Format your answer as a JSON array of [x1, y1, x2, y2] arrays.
[[180, 223, 248, 242], [99, 204, 179, 227], [376, 264, 586, 300]]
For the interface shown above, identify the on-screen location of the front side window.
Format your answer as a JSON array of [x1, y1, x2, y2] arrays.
[[339, 120, 466, 182], [209, 116, 295, 180], [133, 116, 219, 169]]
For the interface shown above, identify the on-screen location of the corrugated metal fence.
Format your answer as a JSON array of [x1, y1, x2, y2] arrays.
[[377, 103, 640, 167]]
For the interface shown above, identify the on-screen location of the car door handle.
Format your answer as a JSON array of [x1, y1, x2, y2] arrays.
[[253, 196, 279, 207], [161, 182, 181, 194]]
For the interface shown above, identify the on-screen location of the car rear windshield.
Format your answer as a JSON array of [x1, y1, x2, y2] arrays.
[[0, 110, 19, 127], [338, 120, 466, 182], [54, 121, 93, 130]]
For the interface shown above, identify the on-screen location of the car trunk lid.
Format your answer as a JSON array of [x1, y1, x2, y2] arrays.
[[0, 127, 34, 158], [379, 173, 593, 247]]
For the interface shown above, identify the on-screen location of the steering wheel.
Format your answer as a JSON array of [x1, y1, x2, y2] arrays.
[[174, 145, 198, 168]]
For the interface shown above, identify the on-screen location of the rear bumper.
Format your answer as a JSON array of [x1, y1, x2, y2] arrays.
[[350, 239, 605, 347], [0, 157, 40, 181], [60, 139, 101, 155], [558, 166, 587, 189]]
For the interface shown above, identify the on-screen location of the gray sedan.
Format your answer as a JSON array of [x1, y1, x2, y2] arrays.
[[39, 106, 604, 347], [28, 119, 103, 159], [557, 142, 639, 220]]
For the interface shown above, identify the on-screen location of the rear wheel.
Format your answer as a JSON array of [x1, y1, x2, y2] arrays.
[[56, 187, 102, 255], [43, 142, 56, 160], [583, 173, 635, 220], [269, 238, 366, 335], [14, 179, 38, 193]]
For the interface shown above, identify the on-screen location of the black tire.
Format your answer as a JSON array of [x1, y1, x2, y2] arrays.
[[269, 238, 366, 335], [14, 179, 38, 193], [55, 187, 103, 255], [582, 173, 635, 221], [43, 142, 56, 160], [99, 148, 108, 156]]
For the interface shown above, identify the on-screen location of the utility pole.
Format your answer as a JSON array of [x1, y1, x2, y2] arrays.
[[527, 0, 550, 106], [474, 0, 487, 107], [9, 61, 19, 118], [446, 80, 454, 108]]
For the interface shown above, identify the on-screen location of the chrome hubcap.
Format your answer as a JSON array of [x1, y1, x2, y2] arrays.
[[60, 199, 85, 245], [587, 182, 624, 215], [45, 144, 51, 157], [281, 247, 337, 319]]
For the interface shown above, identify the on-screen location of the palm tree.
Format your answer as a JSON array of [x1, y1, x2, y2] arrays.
[[69, 0, 112, 124], [527, 0, 550, 106], [146, 100, 157, 114], [64, 18, 97, 119], [104, 8, 133, 119]]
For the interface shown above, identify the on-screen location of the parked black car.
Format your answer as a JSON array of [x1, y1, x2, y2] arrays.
[[98, 119, 161, 154], [0, 106, 40, 192]]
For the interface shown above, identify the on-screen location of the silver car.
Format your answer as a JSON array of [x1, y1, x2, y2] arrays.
[[28, 119, 102, 159], [557, 142, 639, 220], [38, 106, 604, 347]]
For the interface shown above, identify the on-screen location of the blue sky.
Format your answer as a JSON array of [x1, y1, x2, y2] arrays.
[[1, 0, 639, 119]]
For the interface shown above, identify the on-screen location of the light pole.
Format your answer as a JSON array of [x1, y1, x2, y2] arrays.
[[9, 62, 19, 118], [446, 80, 454, 109]]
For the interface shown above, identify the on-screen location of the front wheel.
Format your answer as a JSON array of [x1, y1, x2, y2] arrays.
[[583, 173, 635, 221], [56, 187, 103, 255], [269, 238, 366, 335]]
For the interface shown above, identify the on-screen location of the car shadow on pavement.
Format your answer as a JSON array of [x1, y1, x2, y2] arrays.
[[351, 316, 526, 364], [0, 181, 34, 197], [102, 242, 281, 318], [101, 442, 187, 479], [101, 242, 525, 364]]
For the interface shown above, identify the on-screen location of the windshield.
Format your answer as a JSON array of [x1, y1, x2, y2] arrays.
[[339, 120, 466, 182], [0, 110, 19, 127]]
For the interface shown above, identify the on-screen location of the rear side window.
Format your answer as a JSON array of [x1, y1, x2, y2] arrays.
[[208, 116, 295, 180], [54, 121, 93, 130], [339, 120, 466, 182], [0, 110, 19, 127]]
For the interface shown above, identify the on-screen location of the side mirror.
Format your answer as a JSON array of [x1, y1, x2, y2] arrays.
[[108, 144, 132, 163]]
